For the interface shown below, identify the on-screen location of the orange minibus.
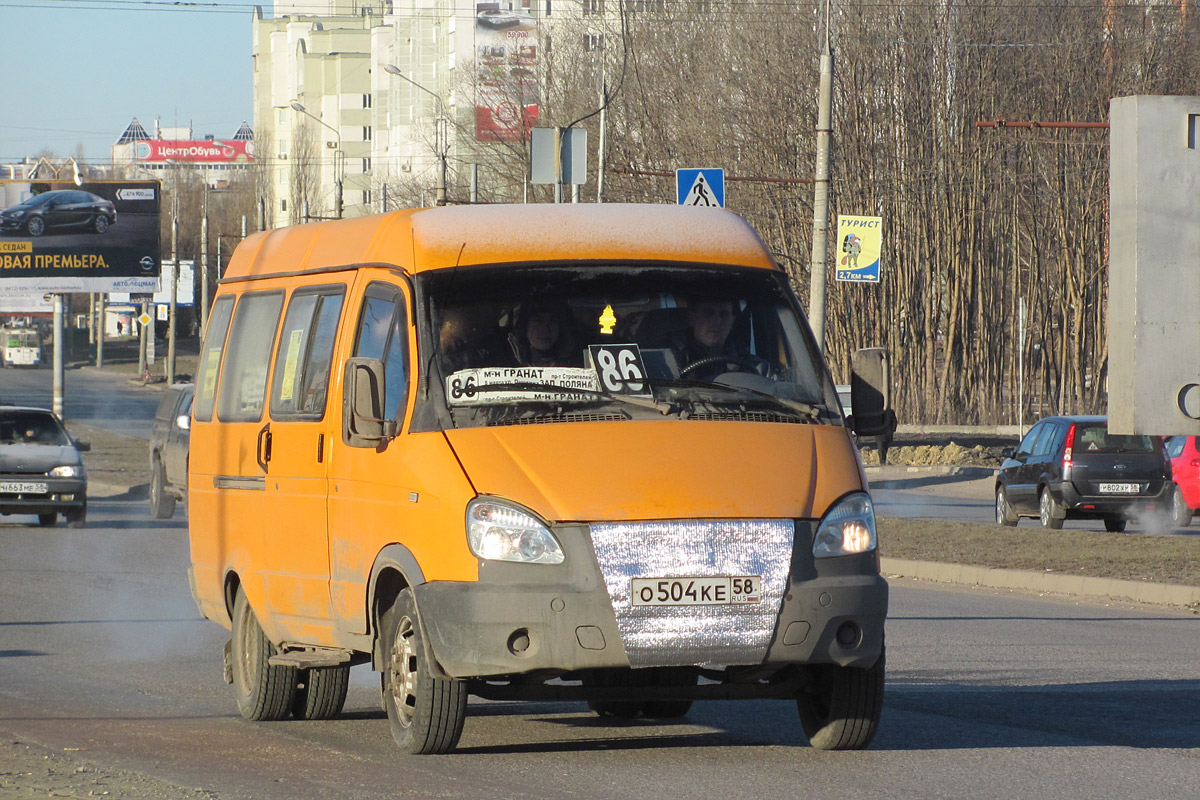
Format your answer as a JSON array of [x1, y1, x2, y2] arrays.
[[187, 204, 891, 753]]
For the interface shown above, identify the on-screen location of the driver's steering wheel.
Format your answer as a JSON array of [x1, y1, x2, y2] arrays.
[[679, 354, 775, 379]]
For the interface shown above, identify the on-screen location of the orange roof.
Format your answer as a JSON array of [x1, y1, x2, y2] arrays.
[[222, 204, 778, 281]]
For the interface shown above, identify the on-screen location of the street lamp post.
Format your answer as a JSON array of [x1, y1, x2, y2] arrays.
[[290, 101, 343, 218], [383, 64, 448, 205]]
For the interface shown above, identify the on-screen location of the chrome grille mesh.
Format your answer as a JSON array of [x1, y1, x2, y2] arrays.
[[589, 519, 794, 668]]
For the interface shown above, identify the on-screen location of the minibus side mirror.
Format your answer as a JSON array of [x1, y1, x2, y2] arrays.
[[848, 347, 898, 459], [343, 357, 397, 447]]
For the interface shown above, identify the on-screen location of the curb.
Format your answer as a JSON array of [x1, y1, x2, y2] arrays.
[[881, 557, 1200, 610], [865, 465, 997, 489]]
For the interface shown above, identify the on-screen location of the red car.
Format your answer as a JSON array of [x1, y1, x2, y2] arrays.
[[1166, 435, 1199, 528]]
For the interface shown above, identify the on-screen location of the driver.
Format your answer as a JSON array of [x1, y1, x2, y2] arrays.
[[677, 299, 741, 380]]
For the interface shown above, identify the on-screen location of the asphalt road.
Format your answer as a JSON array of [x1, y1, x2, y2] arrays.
[[0, 361, 162, 439], [1, 495, 1197, 799], [871, 472, 1198, 535]]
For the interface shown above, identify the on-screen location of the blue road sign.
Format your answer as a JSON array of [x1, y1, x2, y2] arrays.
[[676, 168, 725, 208]]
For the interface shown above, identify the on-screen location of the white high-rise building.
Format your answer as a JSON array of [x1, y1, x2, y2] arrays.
[[253, 0, 556, 228]]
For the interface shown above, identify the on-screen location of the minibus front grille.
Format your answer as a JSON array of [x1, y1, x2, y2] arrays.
[[589, 519, 795, 668], [687, 412, 803, 424], [490, 413, 629, 426]]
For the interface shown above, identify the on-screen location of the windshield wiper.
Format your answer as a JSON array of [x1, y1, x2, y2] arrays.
[[653, 378, 825, 421]]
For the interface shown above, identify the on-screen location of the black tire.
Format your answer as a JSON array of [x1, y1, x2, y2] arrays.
[[150, 459, 176, 519], [585, 670, 646, 719], [25, 217, 45, 236], [380, 588, 466, 754], [1104, 518, 1127, 533], [93, 215, 109, 234], [1171, 485, 1192, 529], [587, 699, 642, 718], [796, 648, 885, 751], [642, 668, 697, 719], [65, 502, 86, 529], [292, 665, 350, 720], [231, 588, 297, 721], [36, 512, 56, 527], [995, 486, 1019, 527], [1039, 489, 1064, 530]]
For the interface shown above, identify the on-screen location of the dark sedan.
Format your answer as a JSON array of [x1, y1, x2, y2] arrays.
[[0, 406, 89, 528], [0, 190, 117, 236]]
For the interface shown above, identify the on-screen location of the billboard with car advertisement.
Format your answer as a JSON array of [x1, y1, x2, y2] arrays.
[[474, 2, 539, 142], [0, 180, 161, 293]]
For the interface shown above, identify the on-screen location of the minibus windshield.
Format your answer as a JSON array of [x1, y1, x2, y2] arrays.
[[422, 263, 839, 428]]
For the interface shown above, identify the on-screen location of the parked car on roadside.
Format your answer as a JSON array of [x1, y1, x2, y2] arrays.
[[995, 415, 1172, 532], [148, 383, 193, 519], [0, 190, 117, 236], [1165, 435, 1198, 528], [0, 406, 89, 528]]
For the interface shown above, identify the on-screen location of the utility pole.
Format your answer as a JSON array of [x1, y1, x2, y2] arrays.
[[808, 2, 834, 353], [167, 188, 178, 385], [52, 295, 64, 419], [597, 71, 608, 204], [200, 185, 209, 334], [95, 292, 104, 368]]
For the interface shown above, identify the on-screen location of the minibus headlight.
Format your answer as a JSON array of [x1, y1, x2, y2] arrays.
[[466, 499, 564, 565], [813, 492, 877, 558]]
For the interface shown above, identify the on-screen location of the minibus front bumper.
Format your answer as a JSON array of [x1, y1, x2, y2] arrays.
[[413, 520, 887, 680]]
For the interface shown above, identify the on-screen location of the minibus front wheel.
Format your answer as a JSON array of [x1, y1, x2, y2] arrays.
[[795, 647, 885, 750], [380, 589, 467, 754], [231, 588, 297, 721]]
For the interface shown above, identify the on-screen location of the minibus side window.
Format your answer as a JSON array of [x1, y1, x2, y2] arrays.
[[352, 285, 409, 422], [216, 291, 284, 423], [193, 296, 234, 422], [270, 287, 346, 420]]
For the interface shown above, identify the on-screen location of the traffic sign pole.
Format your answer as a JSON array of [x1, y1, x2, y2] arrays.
[[52, 295, 64, 420]]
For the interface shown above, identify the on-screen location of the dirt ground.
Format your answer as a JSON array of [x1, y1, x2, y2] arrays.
[[0, 738, 218, 800]]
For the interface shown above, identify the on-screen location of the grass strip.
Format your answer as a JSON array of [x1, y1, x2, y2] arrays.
[[879, 516, 1200, 588]]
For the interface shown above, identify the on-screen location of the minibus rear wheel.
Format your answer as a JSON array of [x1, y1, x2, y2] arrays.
[[292, 665, 350, 720], [380, 588, 467, 754], [796, 647, 885, 751], [231, 588, 297, 721]]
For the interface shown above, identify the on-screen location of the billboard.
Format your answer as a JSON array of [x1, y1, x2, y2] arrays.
[[0, 290, 53, 314], [475, 3, 539, 142], [133, 139, 254, 164], [0, 180, 162, 293]]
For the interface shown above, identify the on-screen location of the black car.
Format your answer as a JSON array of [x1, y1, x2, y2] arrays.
[[995, 415, 1172, 532], [148, 383, 192, 519], [0, 189, 117, 236], [0, 406, 89, 528]]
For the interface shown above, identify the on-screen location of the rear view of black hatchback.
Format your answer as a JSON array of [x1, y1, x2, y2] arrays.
[[995, 415, 1172, 532]]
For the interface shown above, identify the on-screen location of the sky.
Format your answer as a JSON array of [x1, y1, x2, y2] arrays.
[[0, 0, 257, 165]]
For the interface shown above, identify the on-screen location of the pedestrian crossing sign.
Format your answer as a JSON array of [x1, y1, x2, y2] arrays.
[[676, 168, 725, 208]]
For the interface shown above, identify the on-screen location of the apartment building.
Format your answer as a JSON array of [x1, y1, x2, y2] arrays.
[[254, 0, 563, 228]]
